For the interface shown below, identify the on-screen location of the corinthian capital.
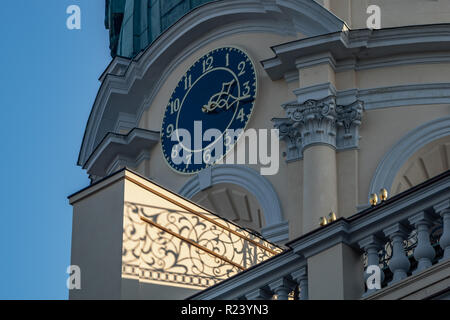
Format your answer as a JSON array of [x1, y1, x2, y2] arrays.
[[284, 96, 338, 150], [273, 96, 364, 162], [336, 100, 363, 150], [273, 118, 302, 162]]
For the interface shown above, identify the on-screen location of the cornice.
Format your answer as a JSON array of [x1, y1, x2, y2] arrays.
[[83, 128, 159, 178], [263, 24, 450, 80]]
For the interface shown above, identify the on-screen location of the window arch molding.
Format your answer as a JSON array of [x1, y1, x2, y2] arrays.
[[369, 116, 450, 199], [179, 165, 288, 242]]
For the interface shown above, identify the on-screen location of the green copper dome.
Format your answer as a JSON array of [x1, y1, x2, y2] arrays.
[[105, 0, 216, 58]]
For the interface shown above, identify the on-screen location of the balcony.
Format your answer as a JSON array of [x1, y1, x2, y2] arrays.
[[68, 169, 282, 299], [191, 170, 450, 300]]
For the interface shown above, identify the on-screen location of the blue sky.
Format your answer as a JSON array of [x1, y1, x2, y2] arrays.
[[0, 1, 110, 299]]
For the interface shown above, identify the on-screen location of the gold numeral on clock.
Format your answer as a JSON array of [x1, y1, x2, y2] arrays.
[[203, 148, 212, 164], [224, 134, 233, 148], [166, 124, 174, 138], [238, 61, 246, 76], [237, 108, 246, 122], [203, 56, 213, 73], [185, 153, 192, 168], [184, 74, 192, 90], [169, 98, 180, 115], [171, 144, 180, 159], [243, 81, 250, 96]]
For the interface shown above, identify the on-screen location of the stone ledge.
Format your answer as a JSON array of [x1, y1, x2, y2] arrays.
[[364, 259, 450, 300]]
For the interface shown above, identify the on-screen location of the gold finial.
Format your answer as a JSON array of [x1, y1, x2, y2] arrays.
[[319, 217, 328, 227], [369, 193, 379, 206], [379, 188, 388, 202], [328, 212, 337, 223]]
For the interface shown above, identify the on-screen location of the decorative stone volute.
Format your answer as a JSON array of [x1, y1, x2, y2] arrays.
[[272, 118, 302, 162], [336, 100, 364, 149], [285, 95, 337, 149]]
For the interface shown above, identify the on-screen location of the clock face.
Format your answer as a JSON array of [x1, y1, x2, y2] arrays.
[[161, 47, 257, 174]]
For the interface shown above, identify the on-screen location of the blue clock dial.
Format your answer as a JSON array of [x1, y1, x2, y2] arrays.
[[161, 47, 257, 174]]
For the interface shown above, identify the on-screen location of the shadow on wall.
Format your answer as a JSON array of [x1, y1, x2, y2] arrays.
[[122, 201, 282, 290]]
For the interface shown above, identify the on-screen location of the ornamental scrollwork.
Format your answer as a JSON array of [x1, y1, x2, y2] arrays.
[[122, 202, 282, 289]]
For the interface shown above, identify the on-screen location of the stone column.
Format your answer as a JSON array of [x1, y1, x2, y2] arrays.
[[290, 96, 338, 234], [273, 97, 363, 234], [303, 145, 338, 233]]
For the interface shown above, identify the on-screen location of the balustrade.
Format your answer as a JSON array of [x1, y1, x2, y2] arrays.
[[359, 199, 448, 296], [192, 173, 450, 301]]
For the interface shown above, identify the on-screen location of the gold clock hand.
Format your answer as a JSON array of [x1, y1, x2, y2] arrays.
[[202, 94, 253, 113], [202, 79, 254, 113]]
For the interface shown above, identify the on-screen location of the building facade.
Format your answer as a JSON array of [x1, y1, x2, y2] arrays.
[[69, 0, 450, 299]]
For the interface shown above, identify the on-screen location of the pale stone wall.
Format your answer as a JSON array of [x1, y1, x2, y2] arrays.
[[69, 176, 125, 299], [318, 0, 450, 29], [137, 31, 302, 238], [133, 26, 450, 238]]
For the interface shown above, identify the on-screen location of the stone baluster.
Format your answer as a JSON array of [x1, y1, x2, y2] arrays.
[[408, 211, 436, 273], [269, 278, 297, 300], [291, 267, 308, 300], [358, 235, 385, 296], [434, 199, 450, 261], [383, 223, 411, 285], [245, 288, 273, 300]]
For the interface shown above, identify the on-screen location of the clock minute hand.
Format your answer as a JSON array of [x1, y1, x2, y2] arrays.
[[202, 79, 235, 113], [224, 94, 253, 111], [202, 80, 252, 113]]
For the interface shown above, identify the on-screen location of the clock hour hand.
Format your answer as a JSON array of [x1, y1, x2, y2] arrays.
[[202, 80, 252, 113]]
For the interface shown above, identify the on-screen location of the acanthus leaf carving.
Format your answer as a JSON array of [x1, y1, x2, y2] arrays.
[[273, 96, 363, 161]]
